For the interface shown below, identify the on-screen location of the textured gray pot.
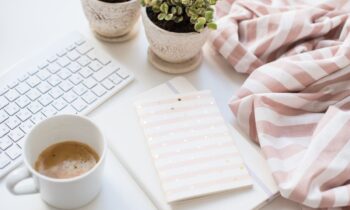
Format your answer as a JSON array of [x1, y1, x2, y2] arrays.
[[81, 0, 140, 38], [142, 8, 210, 64]]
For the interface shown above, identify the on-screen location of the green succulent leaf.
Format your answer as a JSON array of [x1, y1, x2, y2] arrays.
[[160, 3, 169, 14], [157, 13, 166, 20], [194, 22, 204, 32], [207, 22, 217, 30], [171, 7, 177, 14], [190, 17, 197, 24], [204, 11, 213, 20], [181, 0, 189, 5], [197, 17, 206, 25], [176, 6, 183, 15], [165, 13, 174, 20], [174, 16, 184, 23]]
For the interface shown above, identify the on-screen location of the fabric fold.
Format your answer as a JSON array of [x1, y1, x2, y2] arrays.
[[211, 0, 350, 208]]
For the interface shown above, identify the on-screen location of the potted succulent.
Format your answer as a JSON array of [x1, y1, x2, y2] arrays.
[[81, 0, 141, 42], [141, 0, 217, 73]]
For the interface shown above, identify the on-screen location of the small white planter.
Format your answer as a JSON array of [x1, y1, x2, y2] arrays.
[[81, 0, 141, 42], [142, 8, 210, 73]]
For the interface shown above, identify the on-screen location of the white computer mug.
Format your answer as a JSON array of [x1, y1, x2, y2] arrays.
[[5, 114, 107, 209]]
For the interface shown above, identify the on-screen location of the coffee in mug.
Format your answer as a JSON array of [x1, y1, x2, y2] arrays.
[[34, 141, 99, 179]]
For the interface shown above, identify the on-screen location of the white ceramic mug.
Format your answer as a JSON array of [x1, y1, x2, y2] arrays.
[[5, 114, 107, 209]]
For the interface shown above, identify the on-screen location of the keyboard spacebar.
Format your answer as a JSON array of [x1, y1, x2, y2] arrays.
[[93, 64, 119, 82]]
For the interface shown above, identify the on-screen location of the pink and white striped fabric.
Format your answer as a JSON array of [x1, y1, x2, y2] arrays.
[[210, 0, 350, 208]]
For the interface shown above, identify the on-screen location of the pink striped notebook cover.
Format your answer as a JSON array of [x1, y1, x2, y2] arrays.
[[135, 90, 252, 202]]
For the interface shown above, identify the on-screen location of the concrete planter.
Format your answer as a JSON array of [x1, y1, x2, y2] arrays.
[[81, 0, 140, 41], [142, 8, 210, 73]]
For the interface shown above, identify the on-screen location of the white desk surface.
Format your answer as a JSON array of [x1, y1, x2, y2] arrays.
[[0, 0, 302, 209]]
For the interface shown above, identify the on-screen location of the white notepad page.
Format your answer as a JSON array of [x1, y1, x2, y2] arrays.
[[135, 90, 252, 202]]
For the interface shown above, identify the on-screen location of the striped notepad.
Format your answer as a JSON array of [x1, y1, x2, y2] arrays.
[[135, 90, 252, 202]]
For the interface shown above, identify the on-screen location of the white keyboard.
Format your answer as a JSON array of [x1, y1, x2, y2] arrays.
[[0, 32, 134, 178]]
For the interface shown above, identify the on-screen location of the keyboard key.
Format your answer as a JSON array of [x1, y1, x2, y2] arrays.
[[19, 120, 34, 133], [71, 98, 87, 112], [67, 62, 81, 73], [16, 82, 30, 94], [5, 103, 20, 116], [7, 80, 19, 89], [0, 136, 13, 150], [52, 98, 67, 111], [6, 116, 21, 129], [5, 90, 20, 102], [26, 76, 41, 87], [0, 86, 9, 95], [56, 48, 67, 57], [26, 89, 41, 101], [15, 96, 31, 108], [47, 63, 61, 74], [49, 87, 64, 99], [37, 70, 51, 80], [6, 144, 21, 160], [87, 50, 110, 65], [47, 75, 61, 86], [59, 80, 74, 92], [0, 125, 10, 137], [18, 73, 29, 82], [66, 44, 76, 51], [93, 65, 117, 82], [37, 82, 52, 94], [57, 57, 71, 67], [82, 91, 97, 104], [101, 79, 115, 90], [38, 61, 49, 69], [60, 105, 78, 115], [58, 69, 72, 80], [27, 101, 42, 114], [0, 153, 11, 169], [108, 73, 123, 85], [83, 77, 97, 89], [28, 68, 39, 75], [73, 84, 88, 96], [63, 91, 78, 103], [0, 96, 9, 109], [16, 109, 32, 121], [31, 113, 46, 124], [77, 56, 91, 66], [79, 67, 93, 78], [69, 74, 83, 85], [89, 61, 103, 71], [0, 111, 9, 123], [8, 128, 24, 142], [76, 42, 93, 54], [75, 37, 85, 46], [41, 105, 57, 118], [38, 94, 54, 106], [47, 55, 57, 63], [17, 139, 24, 149], [67, 50, 81, 61], [92, 84, 107, 97], [117, 69, 130, 79]]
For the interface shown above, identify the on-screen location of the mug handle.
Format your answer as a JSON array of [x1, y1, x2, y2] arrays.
[[6, 166, 39, 195]]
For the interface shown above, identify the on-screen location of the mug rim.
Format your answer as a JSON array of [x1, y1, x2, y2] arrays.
[[23, 114, 107, 183]]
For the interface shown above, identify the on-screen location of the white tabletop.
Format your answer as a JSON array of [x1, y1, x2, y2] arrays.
[[0, 0, 301, 209]]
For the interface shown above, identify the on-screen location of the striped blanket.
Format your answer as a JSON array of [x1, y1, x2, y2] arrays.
[[210, 0, 350, 208]]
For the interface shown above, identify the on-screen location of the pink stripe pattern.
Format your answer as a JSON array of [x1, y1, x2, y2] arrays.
[[211, 0, 350, 208], [135, 91, 252, 202]]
